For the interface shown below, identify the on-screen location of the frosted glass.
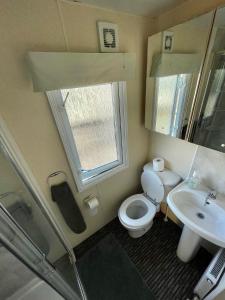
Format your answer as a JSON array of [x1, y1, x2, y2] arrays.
[[155, 76, 177, 134], [62, 84, 118, 170], [154, 74, 190, 136]]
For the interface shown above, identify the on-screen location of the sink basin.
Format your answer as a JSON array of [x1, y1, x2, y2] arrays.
[[167, 182, 225, 262]]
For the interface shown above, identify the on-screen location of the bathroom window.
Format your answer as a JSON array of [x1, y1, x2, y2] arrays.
[[47, 82, 128, 192]]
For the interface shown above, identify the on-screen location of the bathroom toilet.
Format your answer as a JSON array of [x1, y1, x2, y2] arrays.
[[118, 163, 181, 238]]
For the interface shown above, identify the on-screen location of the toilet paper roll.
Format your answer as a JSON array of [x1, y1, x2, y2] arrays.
[[85, 197, 99, 216], [153, 157, 164, 172]]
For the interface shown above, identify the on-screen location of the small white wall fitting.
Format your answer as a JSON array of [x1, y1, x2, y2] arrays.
[[97, 21, 119, 52]]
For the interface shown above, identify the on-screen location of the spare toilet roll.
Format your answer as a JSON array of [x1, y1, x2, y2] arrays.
[[153, 158, 164, 172], [85, 197, 99, 216]]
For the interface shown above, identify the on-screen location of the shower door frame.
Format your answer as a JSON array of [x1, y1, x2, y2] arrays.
[[0, 116, 87, 300], [0, 204, 80, 300]]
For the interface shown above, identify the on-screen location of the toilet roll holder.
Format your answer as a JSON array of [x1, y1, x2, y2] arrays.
[[84, 195, 99, 216]]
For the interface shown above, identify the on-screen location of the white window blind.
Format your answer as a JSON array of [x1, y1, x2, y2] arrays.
[[28, 52, 136, 92]]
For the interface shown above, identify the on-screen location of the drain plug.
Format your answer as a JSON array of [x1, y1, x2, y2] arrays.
[[196, 212, 205, 219]]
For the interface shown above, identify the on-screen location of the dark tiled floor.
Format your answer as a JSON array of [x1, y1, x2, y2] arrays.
[[75, 214, 212, 300]]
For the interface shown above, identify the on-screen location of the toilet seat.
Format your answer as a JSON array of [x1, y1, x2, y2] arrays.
[[118, 194, 156, 229]]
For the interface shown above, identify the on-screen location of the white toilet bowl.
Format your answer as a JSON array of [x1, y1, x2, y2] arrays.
[[118, 163, 181, 238], [118, 194, 156, 238]]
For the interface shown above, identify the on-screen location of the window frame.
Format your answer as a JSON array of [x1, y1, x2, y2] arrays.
[[47, 81, 128, 192]]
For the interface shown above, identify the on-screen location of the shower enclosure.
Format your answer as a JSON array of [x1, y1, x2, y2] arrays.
[[0, 118, 87, 300]]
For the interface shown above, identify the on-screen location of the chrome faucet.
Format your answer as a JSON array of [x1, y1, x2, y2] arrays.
[[204, 190, 216, 206]]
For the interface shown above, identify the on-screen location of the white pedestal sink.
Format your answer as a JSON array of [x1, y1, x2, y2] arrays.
[[167, 182, 225, 263], [176, 225, 202, 262]]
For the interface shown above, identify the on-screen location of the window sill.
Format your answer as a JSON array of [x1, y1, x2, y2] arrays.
[[76, 160, 129, 192]]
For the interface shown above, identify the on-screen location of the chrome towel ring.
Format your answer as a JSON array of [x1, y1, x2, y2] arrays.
[[47, 171, 67, 186]]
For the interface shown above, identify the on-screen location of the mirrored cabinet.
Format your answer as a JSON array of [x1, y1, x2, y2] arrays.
[[145, 6, 225, 154]]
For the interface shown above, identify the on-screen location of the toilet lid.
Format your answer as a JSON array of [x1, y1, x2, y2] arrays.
[[141, 171, 164, 203]]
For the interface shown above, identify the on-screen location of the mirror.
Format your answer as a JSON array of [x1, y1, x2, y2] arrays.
[[145, 11, 214, 139], [190, 7, 225, 153]]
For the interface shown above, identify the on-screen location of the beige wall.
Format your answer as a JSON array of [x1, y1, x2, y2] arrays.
[[149, 131, 197, 179], [0, 0, 156, 248]]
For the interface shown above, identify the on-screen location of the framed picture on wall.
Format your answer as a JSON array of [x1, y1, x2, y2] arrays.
[[162, 31, 174, 52]]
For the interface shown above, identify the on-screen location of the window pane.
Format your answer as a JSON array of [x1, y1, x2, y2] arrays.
[[170, 74, 191, 137], [61, 84, 118, 170], [155, 75, 177, 134], [154, 74, 190, 136]]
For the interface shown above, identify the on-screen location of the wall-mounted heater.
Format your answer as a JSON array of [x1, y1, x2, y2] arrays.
[[194, 248, 225, 299]]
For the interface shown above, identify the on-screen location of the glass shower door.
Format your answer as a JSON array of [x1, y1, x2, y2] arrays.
[[0, 131, 86, 299], [0, 205, 80, 300], [0, 243, 64, 300]]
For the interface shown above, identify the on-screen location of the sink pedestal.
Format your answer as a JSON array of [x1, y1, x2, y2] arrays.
[[177, 225, 202, 262]]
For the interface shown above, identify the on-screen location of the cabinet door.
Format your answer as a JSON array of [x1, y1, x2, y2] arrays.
[[191, 7, 225, 153], [145, 12, 213, 140]]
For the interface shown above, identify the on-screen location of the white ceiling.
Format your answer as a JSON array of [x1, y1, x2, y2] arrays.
[[74, 0, 188, 17]]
